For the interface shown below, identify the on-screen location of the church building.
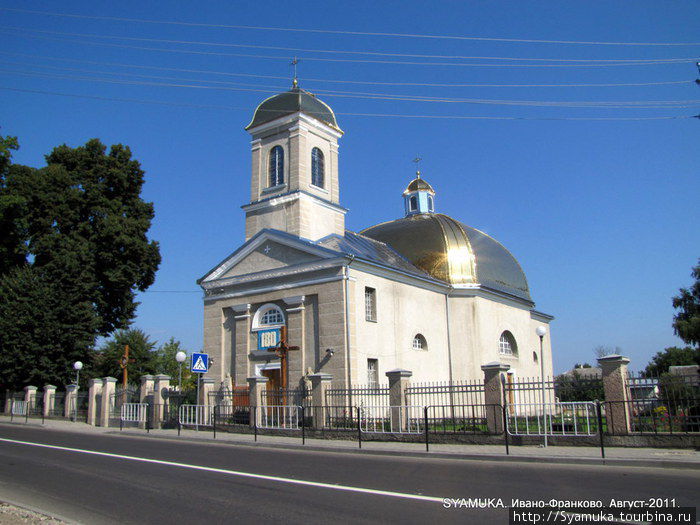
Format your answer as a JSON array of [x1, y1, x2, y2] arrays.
[[198, 84, 554, 391]]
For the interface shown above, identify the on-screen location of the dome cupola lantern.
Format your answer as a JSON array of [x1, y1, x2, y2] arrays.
[[403, 171, 435, 216]]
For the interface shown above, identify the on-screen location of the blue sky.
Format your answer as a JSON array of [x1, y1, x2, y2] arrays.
[[1, 1, 698, 373]]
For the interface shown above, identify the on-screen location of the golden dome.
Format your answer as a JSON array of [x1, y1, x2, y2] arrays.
[[403, 173, 435, 195], [361, 213, 531, 302]]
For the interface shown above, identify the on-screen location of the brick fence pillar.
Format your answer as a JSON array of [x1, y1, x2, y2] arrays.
[[309, 373, 333, 428], [152, 375, 171, 429], [598, 354, 631, 435], [87, 379, 102, 426], [386, 369, 412, 432], [23, 386, 37, 413], [43, 385, 56, 418], [481, 362, 510, 434], [139, 375, 154, 429], [100, 377, 117, 427], [64, 385, 77, 419], [247, 376, 268, 427], [4, 390, 12, 414]]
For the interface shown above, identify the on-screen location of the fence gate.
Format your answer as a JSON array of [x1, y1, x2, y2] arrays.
[[506, 402, 598, 436]]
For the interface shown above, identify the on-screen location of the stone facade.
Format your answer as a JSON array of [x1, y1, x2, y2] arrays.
[[199, 87, 554, 391]]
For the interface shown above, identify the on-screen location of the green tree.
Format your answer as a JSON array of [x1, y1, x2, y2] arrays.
[[555, 371, 605, 402], [152, 338, 195, 390], [643, 346, 700, 377], [0, 266, 97, 388], [672, 259, 700, 347], [91, 328, 157, 383], [0, 136, 160, 390]]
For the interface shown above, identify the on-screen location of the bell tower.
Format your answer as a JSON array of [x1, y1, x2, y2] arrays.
[[241, 86, 346, 241]]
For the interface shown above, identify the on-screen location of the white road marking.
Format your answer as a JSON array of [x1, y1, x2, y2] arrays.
[[0, 437, 442, 503]]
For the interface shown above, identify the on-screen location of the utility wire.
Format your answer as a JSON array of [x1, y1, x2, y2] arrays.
[[0, 60, 692, 102], [1, 25, 696, 63], [2, 29, 694, 68], [1, 86, 693, 120], [1, 7, 699, 47], [1, 51, 692, 88], [5, 68, 699, 108]]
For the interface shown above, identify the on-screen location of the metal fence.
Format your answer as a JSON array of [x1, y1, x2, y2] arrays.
[[406, 380, 485, 408], [506, 401, 599, 436], [49, 392, 66, 418], [425, 404, 499, 435], [326, 384, 390, 408], [263, 387, 310, 409], [110, 386, 140, 417], [121, 403, 148, 423], [624, 372, 699, 434], [504, 376, 557, 407], [259, 405, 302, 429], [358, 405, 423, 434], [179, 404, 211, 427]]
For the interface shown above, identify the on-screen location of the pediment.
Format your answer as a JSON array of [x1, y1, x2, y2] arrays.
[[199, 230, 340, 284]]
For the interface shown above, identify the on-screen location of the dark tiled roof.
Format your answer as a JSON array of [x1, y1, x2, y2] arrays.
[[246, 88, 340, 131]]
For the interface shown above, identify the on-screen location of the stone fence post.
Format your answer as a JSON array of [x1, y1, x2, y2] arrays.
[[247, 376, 268, 427], [100, 377, 116, 427], [386, 369, 412, 432], [598, 354, 631, 435], [87, 379, 102, 426], [481, 362, 510, 434], [152, 375, 171, 429], [139, 375, 154, 429], [43, 385, 56, 418], [65, 384, 78, 419], [24, 386, 37, 414], [4, 390, 12, 414], [200, 378, 215, 405], [309, 373, 332, 429]]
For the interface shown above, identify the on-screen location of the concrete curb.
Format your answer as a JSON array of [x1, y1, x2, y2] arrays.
[[2, 420, 698, 471], [110, 430, 700, 471]]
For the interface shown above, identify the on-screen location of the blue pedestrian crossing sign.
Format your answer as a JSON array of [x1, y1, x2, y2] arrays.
[[190, 352, 209, 373]]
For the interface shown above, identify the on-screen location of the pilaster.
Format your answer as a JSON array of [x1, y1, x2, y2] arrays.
[[598, 354, 631, 435], [386, 369, 412, 432], [100, 377, 117, 427], [481, 362, 510, 434]]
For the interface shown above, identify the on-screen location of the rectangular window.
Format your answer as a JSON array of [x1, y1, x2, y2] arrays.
[[364, 287, 376, 322], [367, 358, 378, 387]]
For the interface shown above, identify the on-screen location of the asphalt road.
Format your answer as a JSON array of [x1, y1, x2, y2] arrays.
[[0, 424, 697, 524]]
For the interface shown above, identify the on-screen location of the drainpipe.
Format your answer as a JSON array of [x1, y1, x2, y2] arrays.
[[445, 287, 454, 385], [343, 256, 355, 391]]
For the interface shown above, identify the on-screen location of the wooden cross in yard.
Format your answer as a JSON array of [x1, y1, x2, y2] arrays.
[[272, 326, 299, 395], [118, 345, 135, 403]]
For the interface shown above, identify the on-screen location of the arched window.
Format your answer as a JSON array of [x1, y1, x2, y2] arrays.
[[252, 303, 285, 330], [412, 334, 427, 351], [409, 195, 417, 211], [268, 146, 284, 187], [498, 331, 518, 356], [427, 195, 434, 212], [533, 351, 539, 363], [311, 147, 324, 188]]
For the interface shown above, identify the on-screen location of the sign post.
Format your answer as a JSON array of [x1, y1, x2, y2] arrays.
[[190, 352, 210, 427]]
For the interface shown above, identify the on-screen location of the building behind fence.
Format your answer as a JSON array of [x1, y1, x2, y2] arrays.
[[4, 355, 698, 439]]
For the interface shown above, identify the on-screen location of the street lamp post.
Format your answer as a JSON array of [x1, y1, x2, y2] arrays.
[[73, 361, 83, 422], [535, 326, 548, 447], [175, 351, 187, 391]]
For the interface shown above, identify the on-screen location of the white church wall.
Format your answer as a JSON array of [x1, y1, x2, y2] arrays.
[[350, 268, 451, 384]]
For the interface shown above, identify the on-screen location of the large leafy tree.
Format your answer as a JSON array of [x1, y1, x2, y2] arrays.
[[643, 346, 700, 377], [672, 259, 700, 347], [91, 328, 158, 383], [0, 136, 160, 390]]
